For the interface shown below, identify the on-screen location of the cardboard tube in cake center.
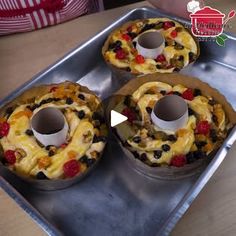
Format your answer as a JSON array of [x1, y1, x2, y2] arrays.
[[151, 95, 188, 131], [136, 31, 165, 59], [31, 107, 68, 147]]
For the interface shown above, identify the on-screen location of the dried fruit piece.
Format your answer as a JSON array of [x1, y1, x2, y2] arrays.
[[154, 150, 162, 159], [163, 21, 175, 30], [77, 110, 85, 119], [156, 54, 166, 62], [38, 156, 51, 169], [182, 88, 194, 101], [4, 150, 16, 165], [36, 171, 48, 180], [0, 122, 10, 137], [126, 26, 132, 32], [122, 107, 136, 123], [66, 97, 73, 105], [162, 144, 171, 152], [115, 49, 126, 60], [25, 129, 33, 136], [60, 143, 68, 148], [132, 136, 141, 143], [170, 30, 178, 38], [135, 55, 145, 64], [170, 155, 186, 167], [68, 150, 77, 159], [122, 34, 131, 41], [195, 121, 210, 135], [63, 160, 80, 178], [13, 109, 32, 119]]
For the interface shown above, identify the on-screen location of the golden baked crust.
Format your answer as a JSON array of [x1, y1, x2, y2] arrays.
[[102, 18, 200, 75], [0, 82, 107, 180]]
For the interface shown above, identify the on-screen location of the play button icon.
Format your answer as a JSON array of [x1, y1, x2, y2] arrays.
[[110, 110, 128, 127]]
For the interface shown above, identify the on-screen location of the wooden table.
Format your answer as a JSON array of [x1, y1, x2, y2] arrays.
[[0, 1, 235, 235]]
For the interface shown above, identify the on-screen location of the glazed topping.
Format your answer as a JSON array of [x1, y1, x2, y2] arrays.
[[114, 81, 230, 168], [0, 83, 107, 180], [104, 18, 198, 74]]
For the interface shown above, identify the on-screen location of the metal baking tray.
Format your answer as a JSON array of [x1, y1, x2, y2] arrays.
[[0, 7, 236, 236]]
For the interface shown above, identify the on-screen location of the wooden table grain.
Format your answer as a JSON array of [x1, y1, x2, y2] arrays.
[[0, 1, 235, 235]]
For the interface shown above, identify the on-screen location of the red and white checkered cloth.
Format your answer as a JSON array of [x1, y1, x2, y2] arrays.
[[0, 0, 102, 35]]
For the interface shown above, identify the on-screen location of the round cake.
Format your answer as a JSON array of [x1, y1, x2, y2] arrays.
[[109, 73, 235, 177], [102, 18, 200, 75], [0, 82, 107, 180]]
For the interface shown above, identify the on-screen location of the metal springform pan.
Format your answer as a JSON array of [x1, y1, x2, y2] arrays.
[[0, 7, 236, 236]]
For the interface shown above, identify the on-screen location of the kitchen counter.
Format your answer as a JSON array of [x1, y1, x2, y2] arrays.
[[0, 1, 236, 235]]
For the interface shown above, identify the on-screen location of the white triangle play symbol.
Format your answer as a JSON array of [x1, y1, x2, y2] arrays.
[[111, 110, 128, 127]]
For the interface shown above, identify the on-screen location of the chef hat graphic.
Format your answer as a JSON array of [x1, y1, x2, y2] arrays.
[[187, 0, 201, 13]]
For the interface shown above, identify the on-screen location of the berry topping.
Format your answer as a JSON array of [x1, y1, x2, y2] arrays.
[[135, 55, 145, 64], [115, 49, 126, 60], [122, 34, 131, 41], [4, 150, 16, 165], [126, 26, 132, 32], [77, 110, 85, 119], [122, 107, 136, 123], [156, 54, 166, 62], [63, 160, 80, 178], [193, 88, 202, 96], [195, 121, 210, 135], [163, 21, 175, 30], [154, 150, 162, 159], [86, 158, 96, 167], [60, 143, 68, 148], [25, 129, 33, 136], [0, 122, 10, 138], [171, 155, 186, 167], [146, 107, 152, 114], [78, 94, 85, 100], [140, 153, 147, 162], [186, 152, 196, 164], [167, 135, 177, 142], [36, 171, 48, 180], [188, 107, 195, 116], [66, 97, 73, 105], [182, 88, 194, 101], [170, 30, 178, 38], [109, 40, 122, 51], [162, 144, 171, 152]]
